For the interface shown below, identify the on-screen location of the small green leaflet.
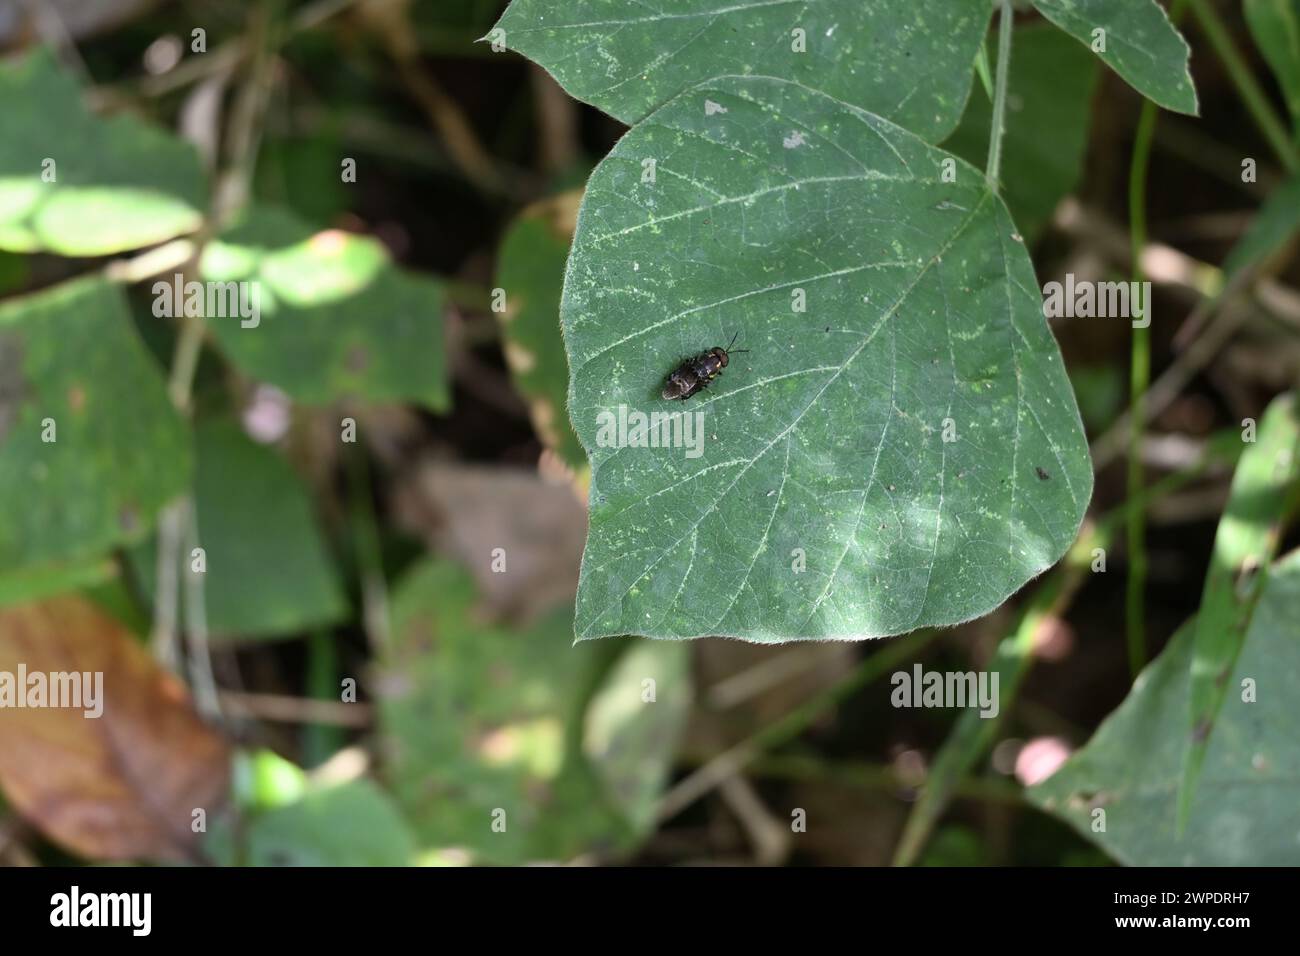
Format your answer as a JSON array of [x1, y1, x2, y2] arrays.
[[1031, 0, 1198, 115]]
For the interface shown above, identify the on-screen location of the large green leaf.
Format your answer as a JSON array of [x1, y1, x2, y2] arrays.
[[0, 277, 191, 584], [1031, 0, 1197, 115], [377, 560, 690, 864], [1245, 0, 1300, 132], [564, 75, 1092, 643], [943, 25, 1100, 241], [1029, 549, 1300, 866], [495, 190, 589, 471], [1179, 392, 1300, 823], [132, 419, 349, 641], [199, 206, 448, 411], [0, 49, 205, 256], [492, 0, 992, 143]]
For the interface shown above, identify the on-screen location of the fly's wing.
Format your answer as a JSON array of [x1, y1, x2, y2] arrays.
[[662, 369, 693, 399]]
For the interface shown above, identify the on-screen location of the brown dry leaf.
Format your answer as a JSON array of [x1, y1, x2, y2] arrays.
[[0, 596, 230, 862], [393, 460, 586, 622]]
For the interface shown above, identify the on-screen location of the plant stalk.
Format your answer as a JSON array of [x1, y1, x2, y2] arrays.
[[1125, 93, 1160, 679], [985, 1, 1014, 190]]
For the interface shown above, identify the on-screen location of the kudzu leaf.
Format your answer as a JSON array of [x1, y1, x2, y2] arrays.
[[0, 49, 205, 256], [564, 76, 1092, 643], [198, 205, 448, 411], [492, 0, 993, 143], [1029, 549, 1300, 866], [1031, 0, 1197, 115], [0, 277, 191, 584], [943, 24, 1100, 242]]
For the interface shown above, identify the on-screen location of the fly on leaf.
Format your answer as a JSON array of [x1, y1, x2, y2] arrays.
[[661, 332, 749, 400]]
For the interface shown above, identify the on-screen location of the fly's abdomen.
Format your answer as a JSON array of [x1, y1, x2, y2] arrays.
[[661, 365, 701, 400], [662, 340, 746, 400]]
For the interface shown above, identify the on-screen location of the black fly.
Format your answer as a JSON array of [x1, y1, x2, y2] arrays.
[[661, 332, 749, 400]]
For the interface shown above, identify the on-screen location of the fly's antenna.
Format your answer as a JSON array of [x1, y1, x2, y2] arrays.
[[725, 330, 749, 354]]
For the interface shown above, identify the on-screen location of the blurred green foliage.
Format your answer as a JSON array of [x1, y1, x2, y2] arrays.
[[0, 0, 1295, 871], [0, 50, 205, 255]]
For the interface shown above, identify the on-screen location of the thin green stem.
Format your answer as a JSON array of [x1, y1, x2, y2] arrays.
[[151, 0, 280, 683], [1125, 94, 1159, 679], [347, 442, 391, 652], [303, 629, 344, 768], [985, 1, 1014, 190], [1186, 0, 1297, 173]]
